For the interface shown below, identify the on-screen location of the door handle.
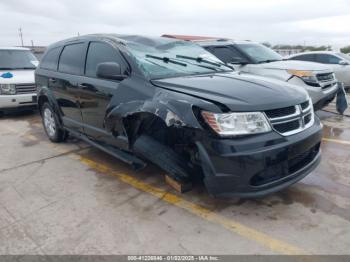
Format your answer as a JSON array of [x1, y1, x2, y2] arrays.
[[78, 83, 99, 93], [78, 83, 88, 88], [49, 78, 56, 83]]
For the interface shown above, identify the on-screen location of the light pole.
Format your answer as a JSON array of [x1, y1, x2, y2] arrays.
[[19, 27, 24, 46]]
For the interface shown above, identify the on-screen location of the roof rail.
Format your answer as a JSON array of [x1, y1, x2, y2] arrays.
[[161, 34, 223, 41]]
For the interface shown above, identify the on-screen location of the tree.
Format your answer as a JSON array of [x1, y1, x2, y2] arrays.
[[305, 45, 331, 51], [340, 46, 350, 54], [272, 44, 332, 52]]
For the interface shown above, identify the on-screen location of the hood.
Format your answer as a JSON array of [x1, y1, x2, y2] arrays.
[[0, 70, 35, 84], [259, 60, 332, 72], [152, 72, 308, 112]]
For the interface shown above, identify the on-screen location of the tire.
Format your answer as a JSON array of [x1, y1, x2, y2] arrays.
[[41, 102, 68, 142]]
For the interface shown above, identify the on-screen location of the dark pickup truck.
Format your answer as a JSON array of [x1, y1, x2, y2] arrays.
[[35, 34, 322, 197]]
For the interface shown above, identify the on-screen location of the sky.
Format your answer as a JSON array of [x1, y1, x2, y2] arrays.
[[1, 0, 350, 49]]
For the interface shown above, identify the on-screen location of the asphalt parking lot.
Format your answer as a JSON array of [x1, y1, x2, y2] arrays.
[[0, 103, 350, 255]]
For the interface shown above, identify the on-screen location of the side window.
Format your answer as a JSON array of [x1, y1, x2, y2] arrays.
[[290, 54, 315, 62], [209, 46, 246, 63], [85, 42, 126, 78], [58, 43, 85, 75], [316, 54, 341, 64], [40, 47, 61, 70]]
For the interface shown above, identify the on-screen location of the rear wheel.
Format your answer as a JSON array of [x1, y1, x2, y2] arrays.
[[41, 103, 68, 142]]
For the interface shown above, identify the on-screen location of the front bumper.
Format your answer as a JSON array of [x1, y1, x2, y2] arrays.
[[287, 76, 338, 107], [304, 82, 338, 107], [313, 85, 339, 111], [0, 93, 37, 110], [196, 118, 323, 198]]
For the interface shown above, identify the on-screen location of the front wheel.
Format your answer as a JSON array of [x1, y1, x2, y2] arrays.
[[41, 103, 68, 142]]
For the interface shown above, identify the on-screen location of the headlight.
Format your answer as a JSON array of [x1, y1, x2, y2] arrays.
[[201, 111, 271, 136], [287, 69, 319, 86], [0, 84, 16, 95]]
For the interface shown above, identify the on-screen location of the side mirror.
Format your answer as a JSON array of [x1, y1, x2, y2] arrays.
[[96, 62, 127, 81], [339, 60, 349, 66]]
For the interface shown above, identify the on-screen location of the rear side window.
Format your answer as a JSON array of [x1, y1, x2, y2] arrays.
[[40, 47, 61, 70], [315, 54, 341, 64], [209, 46, 246, 63], [85, 42, 126, 77], [290, 54, 315, 62], [58, 43, 85, 75]]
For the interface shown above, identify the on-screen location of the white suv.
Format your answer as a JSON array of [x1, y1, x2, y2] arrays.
[[0, 47, 38, 116]]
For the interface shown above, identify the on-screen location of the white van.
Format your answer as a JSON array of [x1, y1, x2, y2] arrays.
[[0, 47, 38, 116]]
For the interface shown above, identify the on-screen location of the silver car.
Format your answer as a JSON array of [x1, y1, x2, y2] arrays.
[[288, 51, 350, 90]]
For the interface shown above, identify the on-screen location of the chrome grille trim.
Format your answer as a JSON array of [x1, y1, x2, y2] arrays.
[[267, 105, 300, 122], [264, 100, 314, 136], [316, 72, 335, 82], [15, 83, 37, 94]]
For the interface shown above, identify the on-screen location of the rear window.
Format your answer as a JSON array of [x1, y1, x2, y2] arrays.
[[290, 54, 315, 62], [58, 43, 85, 75], [40, 47, 61, 70], [315, 54, 341, 64]]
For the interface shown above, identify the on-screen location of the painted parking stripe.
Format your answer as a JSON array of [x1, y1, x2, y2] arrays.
[[322, 138, 350, 146], [79, 156, 308, 255]]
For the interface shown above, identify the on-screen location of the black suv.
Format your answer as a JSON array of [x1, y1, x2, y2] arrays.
[[35, 34, 322, 197]]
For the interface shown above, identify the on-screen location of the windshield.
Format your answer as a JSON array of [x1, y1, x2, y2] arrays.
[[125, 39, 233, 79], [0, 50, 38, 70], [337, 53, 350, 62], [236, 43, 283, 64]]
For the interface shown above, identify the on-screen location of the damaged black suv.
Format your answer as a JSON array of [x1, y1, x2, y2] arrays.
[[35, 34, 322, 197]]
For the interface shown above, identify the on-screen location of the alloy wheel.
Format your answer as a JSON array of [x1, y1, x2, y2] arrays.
[[43, 108, 56, 138]]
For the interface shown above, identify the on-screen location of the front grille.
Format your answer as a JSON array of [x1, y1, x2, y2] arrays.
[[265, 106, 296, 118], [300, 100, 309, 111], [316, 72, 334, 82], [304, 114, 312, 125], [15, 84, 36, 94], [274, 120, 300, 133], [264, 100, 313, 136]]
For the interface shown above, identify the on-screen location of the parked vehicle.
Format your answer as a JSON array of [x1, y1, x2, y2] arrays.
[[0, 47, 39, 116], [162, 35, 339, 111], [36, 34, 322, 197], [288, 51, 350, 90]]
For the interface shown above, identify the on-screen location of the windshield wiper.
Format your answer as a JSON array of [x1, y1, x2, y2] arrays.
[[0, 67, 16, 70], [176, 55, 225, 67], [257, 59, 281, 64], [145, 54, 187, 67]]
